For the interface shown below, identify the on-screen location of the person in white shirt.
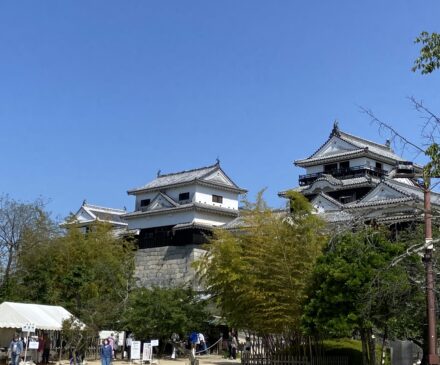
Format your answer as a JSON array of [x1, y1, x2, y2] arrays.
[[198, 333, 207, 355]]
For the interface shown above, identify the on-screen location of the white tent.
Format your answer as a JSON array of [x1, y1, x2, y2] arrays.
[[0, 302, 76, 331]]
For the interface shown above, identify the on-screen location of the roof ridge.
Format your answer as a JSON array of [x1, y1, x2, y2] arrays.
[[84, 204, 126, 213], [157, 163, 218, 178], [316, 192, 343, 207], [339, 130, 390, 151], [383, 179, 419, 196]]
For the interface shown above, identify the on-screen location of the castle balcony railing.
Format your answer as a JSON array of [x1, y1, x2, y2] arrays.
[[298, 165, 388, 186]]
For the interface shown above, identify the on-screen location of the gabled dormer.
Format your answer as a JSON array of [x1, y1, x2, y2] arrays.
[[123, 162, 247, 231], [295, 122, 416, 186]]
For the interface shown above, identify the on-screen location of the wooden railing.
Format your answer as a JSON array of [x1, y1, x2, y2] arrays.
[[241, 353, 348, 365]]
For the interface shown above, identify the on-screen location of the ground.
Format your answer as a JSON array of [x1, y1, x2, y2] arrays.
[[62, 355, 240, 365]]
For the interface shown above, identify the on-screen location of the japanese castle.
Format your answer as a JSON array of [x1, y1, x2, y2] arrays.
[[121, 161, 246, 287], [280, 122, 440, 225], [122, 161, 246, 247]]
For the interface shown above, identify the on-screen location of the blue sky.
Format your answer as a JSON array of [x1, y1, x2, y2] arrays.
[[1, 1, 440, 220]]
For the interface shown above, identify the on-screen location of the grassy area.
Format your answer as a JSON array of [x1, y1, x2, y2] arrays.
[[323, 338, 390, 365]]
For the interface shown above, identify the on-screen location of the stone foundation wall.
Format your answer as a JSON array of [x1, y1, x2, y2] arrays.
[[134, 245, 207, 289]]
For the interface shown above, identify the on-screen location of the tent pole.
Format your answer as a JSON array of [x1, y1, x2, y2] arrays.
[[59, 333, 62, 364]]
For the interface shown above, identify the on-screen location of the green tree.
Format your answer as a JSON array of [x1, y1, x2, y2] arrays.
[[0, 195, 57, 297], [413, 32, 440, 74], [195, 191, 326, 335], [302, 228, 423, 365], [122, 286, 209, 353], [12, 223, 135, 330]]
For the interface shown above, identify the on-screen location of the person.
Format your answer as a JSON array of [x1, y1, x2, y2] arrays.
[[230, 333, 238, 360], [42, 334, 50, 364], [198, 333, 207, 355], [125, 334, 132, 360], [9, 335, 23, 365], [170, 333, 180, 360], [100, 339, 113, 365], [189, 331, 199, 357], [244, 337, 251, 353], [37, 335, 44, 364], [108, 334, 116, 360]]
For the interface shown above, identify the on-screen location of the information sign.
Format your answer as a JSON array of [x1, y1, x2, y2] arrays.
[[131, 341, 141, 360], [150, 340, 159, 347], [28, 338, 39, 350], [22, 323, 35, 333], [142, 343, 152, 362]]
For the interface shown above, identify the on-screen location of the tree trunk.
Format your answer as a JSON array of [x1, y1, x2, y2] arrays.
[[380, 326, 387, 365], [360, 329, 370, 365], [367, 328, 376, 365]]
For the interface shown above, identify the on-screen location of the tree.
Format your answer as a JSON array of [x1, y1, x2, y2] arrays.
[[413, 32, 440, 74], [195, 191, 326, 337], [0, 195, 56, 296], [122, 286, 209, 353], [12, 223, 135, 330], [302, 228, 422, 365]]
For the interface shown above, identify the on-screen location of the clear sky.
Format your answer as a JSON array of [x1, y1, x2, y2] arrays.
[[1, 1, 440, 220]]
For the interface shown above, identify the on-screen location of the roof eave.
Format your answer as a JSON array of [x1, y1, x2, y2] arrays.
[[127, 179, 246, 195]]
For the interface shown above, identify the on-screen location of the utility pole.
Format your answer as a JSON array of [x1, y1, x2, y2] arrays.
[[424, 183, 439, 365]]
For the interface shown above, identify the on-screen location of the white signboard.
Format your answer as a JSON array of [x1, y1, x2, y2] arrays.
[[131, 341, 141, 360], [28, 338, 39, 350], [150, 339, 159, 347], [22, 323, 35, 333], [142, 343, 152, 362]]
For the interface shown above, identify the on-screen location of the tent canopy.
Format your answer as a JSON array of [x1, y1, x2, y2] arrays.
[[0, 302, 77, 331]]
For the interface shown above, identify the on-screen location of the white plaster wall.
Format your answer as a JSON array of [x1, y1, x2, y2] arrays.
[[134, 192, 157, 210], [194, 185, 239, 210], [352, 158, 393, 172], [350, 157, 368, 167], [163, 186, 196, 203], [305, 165, 323, 175], [194, 211, 235, 226], [126, 210, 196, 229]]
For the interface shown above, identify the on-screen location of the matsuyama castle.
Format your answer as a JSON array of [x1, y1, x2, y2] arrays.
[[68, 161, 246, 288], [67, 122, 440, 288], [280, 122, 440, 225]]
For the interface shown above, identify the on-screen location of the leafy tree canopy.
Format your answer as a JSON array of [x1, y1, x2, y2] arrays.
[[11, 223, 135, 330], [122, 286, 209, 348], [195, 191, 326, 334], [413, 32, 440, 74], [302, 228, 424, 365]]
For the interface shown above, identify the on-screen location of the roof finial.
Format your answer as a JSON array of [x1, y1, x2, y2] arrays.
[[385, 139, 391, 149], [157, 169, 161, 177], [331, 120, 340, 137], [82, 199, 87, 206], [215, 157, 220, 166]]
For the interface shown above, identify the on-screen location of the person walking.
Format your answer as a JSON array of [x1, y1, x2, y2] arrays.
[[42, 334, 51, 364], [100, 339, 113, 365], [9, 335, 23, 365], [198, 333, 207, 355], [108, 334, 116, 360], [230, 333, 238, 360]]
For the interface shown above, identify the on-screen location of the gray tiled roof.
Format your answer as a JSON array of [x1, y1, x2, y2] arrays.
[[295, 127, 405, 166], [134, 164, 217, 190], [128, 163, 245, 193], [338, 131, 403, 161]]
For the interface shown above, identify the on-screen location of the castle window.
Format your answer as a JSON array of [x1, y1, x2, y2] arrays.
[[179, 192, 190, 201], [339, 161, 349, 170], [140, 199, 150, 207], [324, 163, 337, 173], [212, 195, 223, 204], [376, 162, 383, 171]]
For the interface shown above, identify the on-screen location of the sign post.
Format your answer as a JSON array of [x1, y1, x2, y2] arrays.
[[131, 341, 141, 363], [21, 323, 35, 364]]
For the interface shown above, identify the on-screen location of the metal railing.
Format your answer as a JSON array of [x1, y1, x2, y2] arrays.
[[298, 165, 388, 186]]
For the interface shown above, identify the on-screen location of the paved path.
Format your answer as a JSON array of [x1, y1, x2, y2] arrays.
[[74, 354, 240, 365]]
